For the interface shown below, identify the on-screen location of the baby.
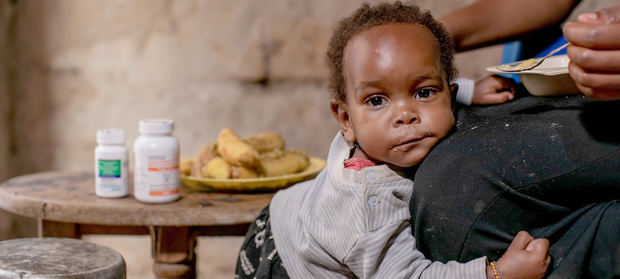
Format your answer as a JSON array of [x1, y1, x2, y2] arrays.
[[236, 2, 550, 279]]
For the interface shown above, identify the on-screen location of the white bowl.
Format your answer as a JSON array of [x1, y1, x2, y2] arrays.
[[487, 55, 581, 96]]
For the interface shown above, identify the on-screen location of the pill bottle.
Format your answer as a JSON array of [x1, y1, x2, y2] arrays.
[[133, 119, 180, 203], [95, 129, 129, 198]]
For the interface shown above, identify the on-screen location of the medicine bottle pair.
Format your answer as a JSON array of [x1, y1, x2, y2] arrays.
[[95, 119, 180, 203]]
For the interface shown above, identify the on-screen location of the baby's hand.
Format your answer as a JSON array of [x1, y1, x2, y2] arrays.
[[492, 231, 550, 279], [473, 75, 515, 105]]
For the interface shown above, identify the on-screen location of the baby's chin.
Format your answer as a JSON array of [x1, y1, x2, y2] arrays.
[[385, 152, 428, 168], [390, 163, 420, 169], [367, 148, 429, 168], [384, 157, 424, 169], [385, 162, 420, 177]]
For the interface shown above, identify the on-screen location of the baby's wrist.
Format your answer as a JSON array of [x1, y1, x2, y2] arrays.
[[486, 265, 495, 279], [488, 260, 500, 279]]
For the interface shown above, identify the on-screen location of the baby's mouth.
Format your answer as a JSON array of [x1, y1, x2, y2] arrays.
[[391, 134, 432, 151]]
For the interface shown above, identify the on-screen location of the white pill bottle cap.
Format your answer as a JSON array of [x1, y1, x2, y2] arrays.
[[96, 129, 125, 145], [139, 119, 174, 134]]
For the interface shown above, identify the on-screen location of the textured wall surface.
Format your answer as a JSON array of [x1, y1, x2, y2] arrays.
[[0, 0, 11, 241], [0, 0, 37, 242], [4, 0, 496, 177], [0, 0, 11, 182]]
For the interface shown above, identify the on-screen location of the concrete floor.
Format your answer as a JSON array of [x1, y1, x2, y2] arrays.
[[84, 235, 245, 279]]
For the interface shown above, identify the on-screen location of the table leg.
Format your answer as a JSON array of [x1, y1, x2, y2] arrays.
[[39, 219, 81, 238], [150, 226, 196, 279]]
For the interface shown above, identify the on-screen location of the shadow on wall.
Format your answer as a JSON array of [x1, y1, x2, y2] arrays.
[[0, 0, 51, 241]]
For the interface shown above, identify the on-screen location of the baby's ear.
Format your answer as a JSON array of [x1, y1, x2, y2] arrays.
[[449, 82, 459, 111], [330, 98, 356, 142]]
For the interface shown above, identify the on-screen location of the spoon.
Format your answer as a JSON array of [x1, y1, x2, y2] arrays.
[[496, 42, 570, 72]]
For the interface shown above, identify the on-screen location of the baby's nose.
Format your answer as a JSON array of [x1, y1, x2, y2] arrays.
[[393, 108, 419, 126]]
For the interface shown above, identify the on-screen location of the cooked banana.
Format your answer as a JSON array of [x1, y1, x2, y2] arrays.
[[231, 166, 259, 179], [244, 132, 285, 153], [191, 143, 218, 177], [196, 143, 218, 165], [191, 162, 203, 177], [192, 129, 311, 179], [217, 128, 260, 168], [202, 157, 232, 179], [180, 157, 194, 176], [259, 149, 310, 177]]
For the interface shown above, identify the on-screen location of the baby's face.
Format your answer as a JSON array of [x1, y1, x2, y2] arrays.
[[340, 23, 455, 167]]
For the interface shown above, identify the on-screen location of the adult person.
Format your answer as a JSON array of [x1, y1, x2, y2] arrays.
[[440, 0, 620, 100], [409, 0, 620, 278], [564, 5, 620, 100]]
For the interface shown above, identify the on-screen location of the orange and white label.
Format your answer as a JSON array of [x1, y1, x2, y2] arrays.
[[147, 160, 179, 172], [149, 189, 179, 196], [134, 155, 180, 199]]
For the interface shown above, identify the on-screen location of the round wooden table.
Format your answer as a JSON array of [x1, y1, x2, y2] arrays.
[[0, 170, 273, 279]]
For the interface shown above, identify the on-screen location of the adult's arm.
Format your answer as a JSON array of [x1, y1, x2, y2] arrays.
[[439, 0, 577, 51], [564, 5, 620, 100]]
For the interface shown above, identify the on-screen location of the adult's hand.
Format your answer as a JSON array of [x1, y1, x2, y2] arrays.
[[563, 5, 620, 100]]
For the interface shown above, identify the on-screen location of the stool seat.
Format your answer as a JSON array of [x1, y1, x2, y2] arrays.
[[0, 237, 125, 279]]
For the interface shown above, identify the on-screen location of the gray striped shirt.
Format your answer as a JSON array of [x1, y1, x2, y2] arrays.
[[270, 132, 487, 278]]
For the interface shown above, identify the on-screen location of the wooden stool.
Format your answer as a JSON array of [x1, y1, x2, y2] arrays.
[[0, 237, 126, 279]]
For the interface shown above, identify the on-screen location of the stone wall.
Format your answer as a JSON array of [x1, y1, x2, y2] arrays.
[[0, 0, 37, 240], [4, 0, 494, 176], [0, 0, 10, 240], [0, 0, 12, 183]]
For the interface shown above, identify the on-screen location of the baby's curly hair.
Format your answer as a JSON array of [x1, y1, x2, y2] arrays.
[[326, 1, 456, 102]]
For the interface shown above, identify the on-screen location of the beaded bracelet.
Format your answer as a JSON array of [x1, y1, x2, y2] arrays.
[[490, 261, 500, 279]]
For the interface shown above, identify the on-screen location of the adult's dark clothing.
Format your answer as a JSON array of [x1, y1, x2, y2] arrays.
[[235, 205, 290, 279], [410, 94, 620, 278]]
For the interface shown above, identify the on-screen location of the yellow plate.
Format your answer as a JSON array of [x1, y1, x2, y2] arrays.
[[181, 157, 326, 193]]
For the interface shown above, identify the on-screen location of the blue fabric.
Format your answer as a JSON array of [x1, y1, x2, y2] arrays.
[[500, 41, 522, 81], [535, 36, 568, 58]]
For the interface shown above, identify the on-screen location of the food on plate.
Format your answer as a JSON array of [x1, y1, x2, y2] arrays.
[[217, 128, 260, 168], [517, 59, 537, 69], [191, 143, 218, 177], [497, 58, 537, 71], [231, 166, 259, 179], [203, 157, 231, 179], [259, 149, 310, 177], [244, 132, 285, 153], [180, 158, 193, 176], [187, 128, 311, 179], [196, 143, 218, 165]]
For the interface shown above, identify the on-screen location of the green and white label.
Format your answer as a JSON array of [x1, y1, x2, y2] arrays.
[[98, 160, 121, 178]]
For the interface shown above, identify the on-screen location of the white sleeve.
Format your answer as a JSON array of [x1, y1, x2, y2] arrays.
[[344, 221, 487, 279], [455, 77, 475, 106]]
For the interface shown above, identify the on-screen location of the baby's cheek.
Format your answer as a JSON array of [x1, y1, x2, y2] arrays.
[[447, 112, 456, 126], [437, 109, 456, 137]]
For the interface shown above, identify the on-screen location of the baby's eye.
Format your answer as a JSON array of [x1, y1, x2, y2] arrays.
[[415, 88, 437, 100], [366, 96, 387, 107]]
